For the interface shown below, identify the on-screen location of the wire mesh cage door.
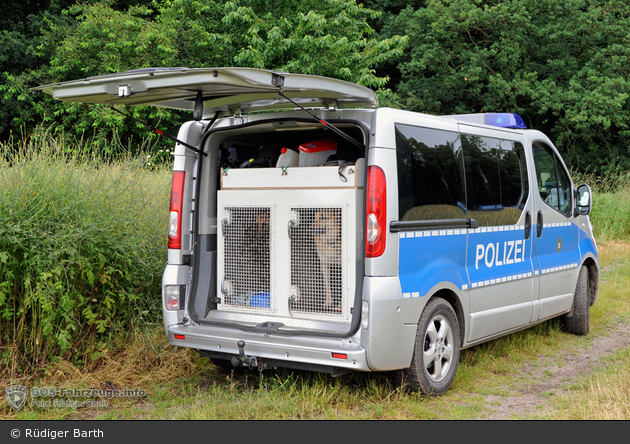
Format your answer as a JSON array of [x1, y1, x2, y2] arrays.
[[220, 205, 273, 311], [288, 206, 348, 318]]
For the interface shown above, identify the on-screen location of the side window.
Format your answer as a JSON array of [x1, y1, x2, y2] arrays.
[[395, 124, 466, 221], [461, 135, 528, 226], [532, 143, 572, 217]]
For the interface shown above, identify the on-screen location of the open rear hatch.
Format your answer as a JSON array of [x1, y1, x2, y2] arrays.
[[208, 123, 367, 334], [32, 67, 378, 115]]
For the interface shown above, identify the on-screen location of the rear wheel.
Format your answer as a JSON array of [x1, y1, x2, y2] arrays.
[[562, 265, 590, 335], [400, 297, 461, 396]]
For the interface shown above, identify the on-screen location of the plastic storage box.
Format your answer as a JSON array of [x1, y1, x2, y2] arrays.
[[298, 140, 337, 166]]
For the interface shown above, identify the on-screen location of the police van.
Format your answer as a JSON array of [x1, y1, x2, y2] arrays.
[[34, 67, 600, 396]]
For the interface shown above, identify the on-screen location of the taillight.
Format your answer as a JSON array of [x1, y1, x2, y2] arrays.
[[168, 171, 185, 249], [165, 285, 186, 310], [366, 165, 387, 258]]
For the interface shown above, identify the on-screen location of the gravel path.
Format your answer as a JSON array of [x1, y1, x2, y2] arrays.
[[477, 320, 630, 419]]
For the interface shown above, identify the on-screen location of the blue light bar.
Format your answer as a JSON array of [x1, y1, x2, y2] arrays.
[[446, 113, 528, 129], [485, 113, 527, 129]]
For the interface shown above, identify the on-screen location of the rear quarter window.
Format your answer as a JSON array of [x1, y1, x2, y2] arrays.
[[395, 124, 466, 221], [395, 124, 529, 227]]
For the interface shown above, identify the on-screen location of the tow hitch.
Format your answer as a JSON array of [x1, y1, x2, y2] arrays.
[[231, 340, 258, 368]]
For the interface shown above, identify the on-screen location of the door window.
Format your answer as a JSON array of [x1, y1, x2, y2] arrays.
[[532, 143, 572, 217], [461, 135, 529, 226]]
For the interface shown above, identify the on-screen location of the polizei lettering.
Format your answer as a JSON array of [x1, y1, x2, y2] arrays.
[[475, 240, 526, 269]]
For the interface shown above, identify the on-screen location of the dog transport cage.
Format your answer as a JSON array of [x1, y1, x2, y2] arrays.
[[217, 159, 365, 323]]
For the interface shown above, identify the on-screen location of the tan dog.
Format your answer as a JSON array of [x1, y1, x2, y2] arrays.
[[312, 209, 342, 309]]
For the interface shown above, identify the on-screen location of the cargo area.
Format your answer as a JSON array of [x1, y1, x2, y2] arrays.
[[188, 121, 367, 333]]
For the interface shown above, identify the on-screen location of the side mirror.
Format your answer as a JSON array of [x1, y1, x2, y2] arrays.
[[575, 184, 592, 216]]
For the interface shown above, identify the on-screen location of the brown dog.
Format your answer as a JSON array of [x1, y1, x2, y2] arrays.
[[312, 209, 342, 309]]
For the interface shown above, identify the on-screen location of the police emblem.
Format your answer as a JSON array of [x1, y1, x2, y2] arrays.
[[6, 385, 28, 411]]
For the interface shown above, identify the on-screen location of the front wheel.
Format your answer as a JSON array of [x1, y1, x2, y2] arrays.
[[562, 265, 590, 335], [400, 297, 461, 396]]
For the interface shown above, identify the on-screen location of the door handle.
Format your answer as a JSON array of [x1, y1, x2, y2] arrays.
[[524, 211, 531, 240], [537, 211, 543, 238]]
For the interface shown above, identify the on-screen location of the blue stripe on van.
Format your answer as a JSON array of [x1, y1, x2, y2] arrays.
[[398, 229, 467, 298], [398, 222, 588, 297], [578, 226, 598, 260], [535, 222, 581, 274]]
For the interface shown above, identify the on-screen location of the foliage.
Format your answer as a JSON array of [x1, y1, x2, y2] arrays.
[[383, 0, 630, 173], [3, 0, 630, 174], [0, 0, 406, 154], [0, 134, 170, 375], [590, 187, 630, 241]]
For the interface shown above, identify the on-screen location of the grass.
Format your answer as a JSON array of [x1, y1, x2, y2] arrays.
[[2, 135, 630, 420], [2, 238, 627, 420], [0, 136, 171, 376], [534, 346, 630, 420], [590, 189, 630, 241]]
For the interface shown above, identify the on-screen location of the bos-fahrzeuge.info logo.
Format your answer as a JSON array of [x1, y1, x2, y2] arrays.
[[6, 385, 28, 411], [6, 384, 146, 410]]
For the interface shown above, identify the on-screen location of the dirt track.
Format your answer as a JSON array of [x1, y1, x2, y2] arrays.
[[477, 320, 630, 419]]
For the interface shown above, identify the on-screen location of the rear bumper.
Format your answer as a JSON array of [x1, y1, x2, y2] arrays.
[[167, 322, 369, 372]]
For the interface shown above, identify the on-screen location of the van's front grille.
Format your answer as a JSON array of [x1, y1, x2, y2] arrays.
[[289, 207, 344, 317], [221, 206, 272, 310]]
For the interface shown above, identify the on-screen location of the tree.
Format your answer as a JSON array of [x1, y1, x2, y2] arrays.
[[385, 0, 630, 173], [2, 0, 407, 153], [0, 0, 155, 142]]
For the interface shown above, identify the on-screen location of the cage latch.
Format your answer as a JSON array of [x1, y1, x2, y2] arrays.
[[287, 219, 297, 239]]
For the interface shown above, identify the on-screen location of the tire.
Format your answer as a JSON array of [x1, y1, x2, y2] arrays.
[[400, 297, 461, 397], [562, 265, 590, 335]]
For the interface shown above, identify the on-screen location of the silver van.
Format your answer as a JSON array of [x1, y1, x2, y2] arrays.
[[35, 67, 600, 396]]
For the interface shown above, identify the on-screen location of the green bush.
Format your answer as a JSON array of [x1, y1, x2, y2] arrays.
[[0, 134, 171, 374]]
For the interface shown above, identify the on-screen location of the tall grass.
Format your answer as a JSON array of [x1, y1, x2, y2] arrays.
[[572, 168, 630, 241], [590, 189, 630, 241], [0, 134, 171, 377]]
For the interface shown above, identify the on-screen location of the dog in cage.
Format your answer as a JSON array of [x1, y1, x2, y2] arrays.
[[243, 210, 270, 253], [312, 208, 343, 309], [227, 209, 271, 302]]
